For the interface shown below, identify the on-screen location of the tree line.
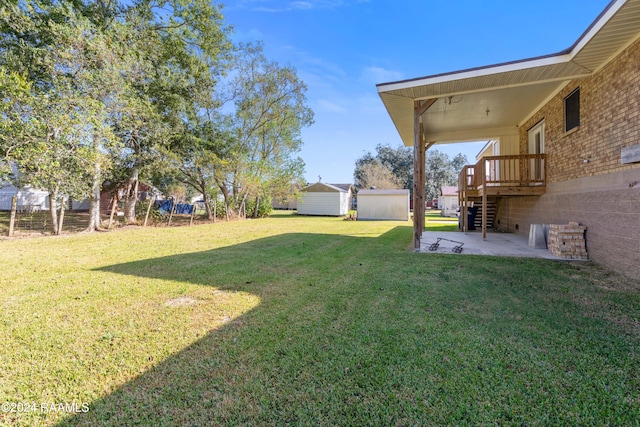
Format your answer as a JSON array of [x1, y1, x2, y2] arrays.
[[354, 144, 468, 201], [0, 0, 313, 233]]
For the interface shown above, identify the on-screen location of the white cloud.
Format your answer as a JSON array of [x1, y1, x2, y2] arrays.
[[231, 28, 264, 42], [361, 66, 403, 84], [233, 0, 368, 12], [282, 46, 346, 80], [252, 6, 287, 12], [317, 99, 346, 113], [290, 1, 314, 9]]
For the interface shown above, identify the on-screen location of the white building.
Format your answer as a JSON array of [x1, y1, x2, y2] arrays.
[[356, 189, 410, 221], [0, 185, 50, 211], [297, 182, 352, 216], [439, 186, 459, 217]]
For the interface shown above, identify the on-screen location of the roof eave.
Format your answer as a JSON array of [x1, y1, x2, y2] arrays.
[[377, 0, 625, 95], [377, 53, 574, 94]]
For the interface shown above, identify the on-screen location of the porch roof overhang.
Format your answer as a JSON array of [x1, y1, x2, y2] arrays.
[[377, 0, 640, 146]]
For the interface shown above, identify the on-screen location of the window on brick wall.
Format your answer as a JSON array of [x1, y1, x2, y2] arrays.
[[564, 88, 580, 132]]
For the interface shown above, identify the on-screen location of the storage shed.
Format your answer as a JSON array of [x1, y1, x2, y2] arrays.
[[297, 182, 352, 216], [0, 163, 51, 211], [0, 185, 50, 211], [357, 189, 410, 221]]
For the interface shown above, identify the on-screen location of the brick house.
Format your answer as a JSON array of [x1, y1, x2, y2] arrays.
[[377, 0, 640, 277], [98, 182, 157, 215]]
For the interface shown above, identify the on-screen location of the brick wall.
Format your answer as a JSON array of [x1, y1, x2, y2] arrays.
[[495, 37, 640, 278], [519, 37, 640, 182], [496, 178, 640, 277]]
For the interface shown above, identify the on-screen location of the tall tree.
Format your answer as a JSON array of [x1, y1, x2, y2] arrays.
[[354, 151, 376, 189], [374, 143, 413, 189], [425, 149, 468, 200], [2, 0, 309, 230], [354, 144, 412, 190], [0, 2, 118, 233], [451, 153, 469, 174], [357, 161, 402, 190], [354, 144, 468, 200], [215, 42, 313, 217], [164, 113, 234, 220], [105, 0, 232, 223], [0, 70, 30, 183]]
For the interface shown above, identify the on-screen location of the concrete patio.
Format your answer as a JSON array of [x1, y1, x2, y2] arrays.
[[419, 230, 565, 259]]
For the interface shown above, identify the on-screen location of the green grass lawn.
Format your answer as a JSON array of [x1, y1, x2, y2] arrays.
[[425, 210, 459, 232], [1, 213, 639, 426]]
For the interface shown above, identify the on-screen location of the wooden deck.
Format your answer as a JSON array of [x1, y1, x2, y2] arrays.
[[458, 154, 547, 238], [463, 185, 547, 197]]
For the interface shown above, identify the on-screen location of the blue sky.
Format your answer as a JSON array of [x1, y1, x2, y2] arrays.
[[222, 0, 610, 184]]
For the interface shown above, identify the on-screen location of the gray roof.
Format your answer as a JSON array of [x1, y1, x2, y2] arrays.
[[357, 189, 409, 196], [302, 182, 352, 193], [329, 183, 353, 192]]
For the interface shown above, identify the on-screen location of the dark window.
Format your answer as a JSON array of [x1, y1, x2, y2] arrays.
[[565, 88, 580, 132]]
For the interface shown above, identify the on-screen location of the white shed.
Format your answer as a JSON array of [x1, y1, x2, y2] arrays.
[[297, 182, 352, 216], [357, 189, 410, 221], [1, 164, 51, 211], [0, 185, 50, 211]]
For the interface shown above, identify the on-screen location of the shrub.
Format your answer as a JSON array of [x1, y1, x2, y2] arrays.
[[244, 195, 273, 218], [135, 200, 165, 221]]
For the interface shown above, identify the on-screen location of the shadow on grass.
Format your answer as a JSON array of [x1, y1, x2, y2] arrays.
[[58, 226, 418, 426], [57, 224, 640, 426]]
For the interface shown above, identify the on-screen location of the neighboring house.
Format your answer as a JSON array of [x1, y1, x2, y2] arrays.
[[0, 163, 158, 214], [190, 194, 224, 204], [100, 182, 158, 215], [0, 184, 50, 211], [272, 185, 300, 210], [0, 164, 50, 211], [438, 186, 458, 217], [272, 195, 298, 210], [377, 0, 640, 277], [297, 182, 352, 216], [357, 189, 410, 221]]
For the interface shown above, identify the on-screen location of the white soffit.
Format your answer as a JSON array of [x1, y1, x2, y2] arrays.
[[378, 0, 640, 146]]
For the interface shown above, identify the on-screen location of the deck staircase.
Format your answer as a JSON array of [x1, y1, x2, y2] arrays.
[[458, 154, 547, 237], [472, 197, 498, 229]]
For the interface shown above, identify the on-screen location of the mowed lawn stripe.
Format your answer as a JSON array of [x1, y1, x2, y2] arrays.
[[0, 214, 638, 426]]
